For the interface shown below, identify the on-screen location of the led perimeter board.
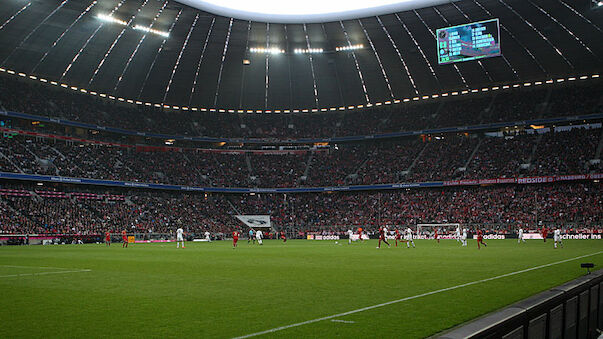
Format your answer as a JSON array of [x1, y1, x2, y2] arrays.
[[437, 19, 501, 65]]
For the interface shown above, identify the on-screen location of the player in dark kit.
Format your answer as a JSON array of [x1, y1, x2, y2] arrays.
[[377, 227, 391, 248], [105, 231, 111, 246], [121, 230, 128, 248], [476, 229, 487, 249], [232, 231, 239, 248]]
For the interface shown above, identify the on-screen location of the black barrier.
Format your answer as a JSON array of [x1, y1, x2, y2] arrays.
[[439, 269, 603, 339]]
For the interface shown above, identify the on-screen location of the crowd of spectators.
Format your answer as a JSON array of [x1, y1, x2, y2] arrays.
[[464, 133, 537, 179], [406, 135, 478, 182], [0, 182, 600, 236], [0, 126, 600, 187], [530, 128, 600, 176], [0, 75, 600, 141], [249, 154, 308, 188]]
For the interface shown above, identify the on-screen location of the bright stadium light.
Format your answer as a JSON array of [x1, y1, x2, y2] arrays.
[[172, 0, 455, 23], [96, 13, 127, 26], [336, 44, 364, 51], [133, 25, 170, 37], [250, 47, 285, 54], [294, 48, 323, 54]]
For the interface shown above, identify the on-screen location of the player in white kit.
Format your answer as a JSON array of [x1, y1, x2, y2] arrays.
[[405, 227, 415, 248], [204, 231, 211, 242], [461, 228, 468, 247], [517, 228, 525, 243], [553, 229, 563, 249], [176, 227, 185, 248], [347, 229, 354, 244], [256, 230, 263, 245], [455, 226, 461, 243]]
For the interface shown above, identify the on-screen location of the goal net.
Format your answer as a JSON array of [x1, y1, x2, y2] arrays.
[[416, 223, 461, 239]]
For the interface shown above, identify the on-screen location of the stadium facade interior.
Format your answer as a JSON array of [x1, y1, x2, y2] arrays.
[[0, 0, 602, 337]]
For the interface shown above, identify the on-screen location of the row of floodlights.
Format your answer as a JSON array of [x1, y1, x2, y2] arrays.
[[335, 44, 364, 51], [0, 66, 598, 114], [294, 48, 324, 54], [249, 47, 286, 54], [251, 44, 363, 55], [97, 14, 169, 37]]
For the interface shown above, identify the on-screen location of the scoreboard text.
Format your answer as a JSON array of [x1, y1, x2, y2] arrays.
[[437, 19, 501, 65]]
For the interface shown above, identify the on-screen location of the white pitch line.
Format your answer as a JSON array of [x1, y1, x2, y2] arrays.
[[232, 251, 603, 339], [331, 319, 355, 324], [0, 265, 83, 270], [0, 269, 91, 278]]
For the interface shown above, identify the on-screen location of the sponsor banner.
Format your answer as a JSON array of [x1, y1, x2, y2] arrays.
[[556, 174, 588, 182], [134, 239, 175, 243], [193, 239, 210, 242], [517, 176, 555, 184], [561, 234, 602, 240], [444, 177, 525, 186], [336, 234, 370, 241], [235, 215, 272, 228], [523, 233, 544, 239], [307, 235, 341, 240], [413, 234, 458, 240], [0, 171, 600, 195], [472, 234, 506, 240]]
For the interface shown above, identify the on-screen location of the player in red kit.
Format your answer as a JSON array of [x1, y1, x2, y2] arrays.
[[121, 230, 128, 248], [395, 229, 402, 247], [434, 228, 440, 243], [476, 229, 487, 249], [281, 231, 287, 243], [232, 230, 239, 248], [377, 227, 391, 249], [105, 231, 111, 246], [541, 227, 548, 242], [357, 227, 364, 242]]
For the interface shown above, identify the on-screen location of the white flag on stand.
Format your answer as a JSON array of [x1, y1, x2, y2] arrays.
[[235, 215, 271, 228]]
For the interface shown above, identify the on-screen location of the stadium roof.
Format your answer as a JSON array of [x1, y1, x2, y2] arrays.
[[0, 0, 601, 112]]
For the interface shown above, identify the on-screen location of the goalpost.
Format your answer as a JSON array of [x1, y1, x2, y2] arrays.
[[416, 223, 461, 239]]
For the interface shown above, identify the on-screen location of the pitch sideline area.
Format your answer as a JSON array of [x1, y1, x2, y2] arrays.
[[0, 239, 601, 338], [233, 250, 603, 338]]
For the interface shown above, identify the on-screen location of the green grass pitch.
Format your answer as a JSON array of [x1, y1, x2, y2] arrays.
[[0, 239, 601, 338]]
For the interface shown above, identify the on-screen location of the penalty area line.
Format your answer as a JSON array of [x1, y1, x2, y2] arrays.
[[0, 269, 92, 278], [232, 251, 603, 339], [0, 264, 85, 270]]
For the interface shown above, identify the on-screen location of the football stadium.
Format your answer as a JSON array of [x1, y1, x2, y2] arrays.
[[0, 0, 601, 338]]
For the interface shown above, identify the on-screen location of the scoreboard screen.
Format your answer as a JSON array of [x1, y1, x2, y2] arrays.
[[437, 19, 501, 65]]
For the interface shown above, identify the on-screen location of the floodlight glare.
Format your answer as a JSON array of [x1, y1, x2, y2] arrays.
[[294, 48, 323, 54], [173, 0, 455, 23], [250, 47, 285, 54], [133, 25, 170, 37], [97, 13, 127, 26], [336, 44, 364, 51]]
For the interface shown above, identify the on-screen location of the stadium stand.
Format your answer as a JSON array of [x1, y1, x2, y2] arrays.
[[0, 181, 600, 237], [0, 125, 600, 188], [0, 76, 601, 141]]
